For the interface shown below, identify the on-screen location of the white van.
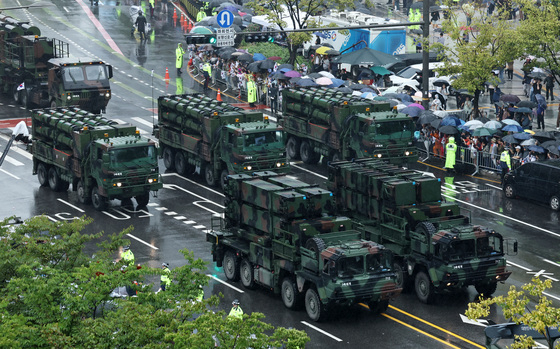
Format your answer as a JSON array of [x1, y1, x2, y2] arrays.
[[389, 62, 448, 89]]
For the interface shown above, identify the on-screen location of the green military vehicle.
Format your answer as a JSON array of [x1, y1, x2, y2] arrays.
[[207, 172, 402, 321], [0, 14, 112, 113], [154, 94, 288, 188], [328, 159, 516, 304], [31, 108, 162, 210], [281, 87, 417, 165]]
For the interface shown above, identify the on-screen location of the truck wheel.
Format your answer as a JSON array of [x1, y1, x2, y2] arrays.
[[240, 258, 256, 289], [135, 193, 150, 207], [223, 250, 240, 281], [393, 260, 411, 292], [550, 195, 560, 211], [204, 164, 217, 187], [368, 299, 389, 314], [286, 137, 300, 160], [414, 271, 435, 304], [475, 282, 498, 297], [91, 186, 108, 211], [60, 181, 70, 192], [77, 180, 90, 204], [220, 169, 229, 191], [300, 141, 319, 165], [504, 183, 515, 199], [281, 277, 302, 310], [305, 237, 326, 260], [174, 152, 187, 175], [163, 148, 175, 170], [37, 163, 49, 187], [48, 167, 63, 192], [305, 287, 326, 322]]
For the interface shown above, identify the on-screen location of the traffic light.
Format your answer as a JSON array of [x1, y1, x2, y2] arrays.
[[185, 34, 217, 45], [245, 34, 274, 43]]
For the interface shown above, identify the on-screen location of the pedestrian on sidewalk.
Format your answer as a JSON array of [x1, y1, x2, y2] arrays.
[[556, 108, 560, 130], [536, 102, 546, 129], [506, 61, 514, 81], [545, 74, 555, 101]]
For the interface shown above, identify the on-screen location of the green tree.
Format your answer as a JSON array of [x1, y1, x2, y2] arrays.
[[465, 277, 560, 349], [431, 3, 521, 116], [0, 216, 310, 348]]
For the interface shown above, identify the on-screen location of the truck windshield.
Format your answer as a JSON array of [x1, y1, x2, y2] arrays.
[[372, 120, 414, 140], [243, 131, 283, 148], [476, 237, 502, 257], [63, 67, 85, 83], [109, 145, 157, 167], [85, 65, 108, 81], [337, 256, 364, 278], [366, 252, 391, 273], [443, 240, 476, 262], [62, 65, 110, 87]]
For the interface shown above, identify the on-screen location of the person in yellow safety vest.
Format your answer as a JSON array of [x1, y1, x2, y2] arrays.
[[247, 76, 257, 107], [149, 0, 155, 18], [122, 245, 135, 267], [196, 8, 207, 22], [228, 299, 243, 319], [196, 285, 204, 302], [408, 8, 418, 30], [202, 61, 212, 92], [414, 9, 422, 29], [176, 43, 185, 75], [444, 136, 457, 171], [499, 147, 512, 183], [158, 262, 172, 292]]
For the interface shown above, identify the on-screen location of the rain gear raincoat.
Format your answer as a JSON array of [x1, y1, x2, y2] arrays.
[[445, 136, 457, 169]]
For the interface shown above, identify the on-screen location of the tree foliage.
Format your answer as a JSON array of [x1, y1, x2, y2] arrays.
[[0, 216, 309, 348], [465, 277, 560, 349]]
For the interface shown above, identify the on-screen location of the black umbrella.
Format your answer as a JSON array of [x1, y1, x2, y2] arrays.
[[546, 145, 560, 156], [247, 61, 260, 72], [502, 134, 519, 144], [289, 77, 302, 84], [439, 125, 459, 134], [331, 47, 401, 66], [338, 86, 353, 93], [306, 73, 323, 79], [237, 53, 253, 62], [296, 79, 318, 87], [259, 59, 275, 70], [219, 50, 236, 59], [430, 118, 442, 128], [273, 72, 287, 80], [532, 131, 556, 142], [417, 111, 437, 125], [411, 1, 423, 9], [516, 100, 537, 108], [529, 71, 547, 80], [432, 79, 450, 87], [500, 94, 521, 104], [430, 5, 442, 11], [325, 49, 340, 56], [541, 140, 560, 148], [349, 84, 368, 90], [474, 116, 490, 123]]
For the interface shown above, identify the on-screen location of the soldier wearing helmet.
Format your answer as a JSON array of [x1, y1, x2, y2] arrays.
[[228, 299, 243, 319], [444, 136, 457, 171]]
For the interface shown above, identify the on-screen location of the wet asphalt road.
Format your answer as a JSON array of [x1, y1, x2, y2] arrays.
[[1, 1, 560, 348]]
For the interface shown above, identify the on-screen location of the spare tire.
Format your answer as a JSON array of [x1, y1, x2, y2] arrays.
[[305, 237, 326, 260]]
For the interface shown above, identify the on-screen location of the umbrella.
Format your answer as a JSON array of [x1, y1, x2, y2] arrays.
[[407, 103, 425, 110], [190, 26, 214, 34], [535, 94, 547, 105], [430, 5, 442, 11], [513, 132, 532, 140], [349, 84, 368, 90], [259, 59, 275, 70], [361, 87, 374, 93], [278, 63, 294, 70], [237, 53, 253, 62], [332, 47, 401, 66], [521, 139, 537, 146], [396, 103, 408, 111], [338, 86, 353, 93], [219, 50, 236, 59], [411, 1, 423, 9], [527, 145, 545, 153], [483, 120, 502, 129], [325, 49, 340, 56], [541, 140, 560, 148], [430, 118, 442, 128], [464, 120, 485, 128], [231, 51, 244, 56], [253, 53, 266, 61], [439, 125, 459, 134], [313, 31, 328, 39], [501, 119, 521, 126], [316, 77, 333, 86], [417, 112, 437, 125], [401, 106, 422, 117], [502, 135, 519, 144], [432, 79, 450, 87], [315, 46, 334, 55], [374, 96, 388, 101], [209, 0, 230, 9], [502, 125, 523, 133], [500, 94, 521, 104], [370, 66, 392, 75], [268, 56, 282, 61], [296, 79, 317, 87], [547, 145, 560, 156], [514, 107, 533, 114], [472, 127, 496, 137], [289, 77, 301, 84], [474, 116, 490, 123], [361, 92, 376, 100], [383, 92, 400, 99], [532, 131, 556, 141], [529, 72, 547, 80], [318, 71, 336, 79], [284, 70, 301, 78], [329, 78, 345, 87], [279, 67, 291, 73], [395, 93, 413, 103], [356, 7, 372, 14], [516, 100, 537, 108], [306, 73, 323, 79], [247, 61, 261, 72], [440, 116, 463, 127]]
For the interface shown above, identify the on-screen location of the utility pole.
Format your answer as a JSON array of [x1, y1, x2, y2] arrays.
[[422, 0, 430, 110]]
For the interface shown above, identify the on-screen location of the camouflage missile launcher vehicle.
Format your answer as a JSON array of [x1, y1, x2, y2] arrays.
[[31, 108, 162, 210], [0, 14, 112, 113], [327, 159, 516, 304], [281, 87, 417, 165], [154, 94, 288, 188], [207, 171, 401, 321]]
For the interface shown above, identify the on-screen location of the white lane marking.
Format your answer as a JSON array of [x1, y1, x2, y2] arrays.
[[543, 259, 560, 268], [0, 168, 20, 179], [147, 203, 159, 206], [485, 183, 502, 190], [507, 260, 532, 271], [194, 225, 206, 229], [174, 216, 187, 220], [164, 211, 178, 215], [161, 173, 224, 197], [163, 183, 225, 209], [544, 291, 560, 302], [126, 233, 158, 250], [193, 201, 223, 215], [207, 274, 244, 293], [3, 156, 24, 166], [300, 321, 343, 342], [155, 207, 167, 211], [442, 194, 560, 239], [131, 116, 156, 128], [184, 220, 196, 224], [57, 199, 85, 213], [441, 186, 460, 193]]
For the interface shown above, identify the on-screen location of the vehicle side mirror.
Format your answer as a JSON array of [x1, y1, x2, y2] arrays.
[[513, 241, 518, 253], [107, 65, 113, 79]]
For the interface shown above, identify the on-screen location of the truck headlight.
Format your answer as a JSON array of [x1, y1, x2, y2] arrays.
[[105, 91, 111, 98], [405, 151, 410, 156], [113, 182, 122, 187], [276, 162, 282, 167], [66, 95, 72, 101], [376, 154, 383, 158], [246, 165, 252, 171], [147, 178, 157, 184]]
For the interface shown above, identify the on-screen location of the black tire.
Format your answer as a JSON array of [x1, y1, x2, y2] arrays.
[[37, 163, 49, 187], [222, 250, 240, 281], [305, 287, 326, 322], [205, 163, 217, 187], [305, 237, 326, 260], [300, 141, 319, 165], [77, 180, 90, 204], [163, 147, 175, 170], [220, 169, 229, 191], [175, 152, 187, 175], [48, 167, 63, 192], [59, 180, 70, 192], [135, 193, 150, 207], [91, 186, 108, 211], [240, 258, 256, 289], [550, 195, 560, 211], [286, 137, 301, 160], [393, 260, 411, 292], [281, 277, 302, 310], [475, 282, 498, 297], [415, 270, 435, 304], [504, 183, 515, 199], [368, 299, 389, 314], [416, 221, 436, 237]]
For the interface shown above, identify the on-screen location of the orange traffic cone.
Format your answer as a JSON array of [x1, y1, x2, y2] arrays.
[[164, 67, 170, 81], [183, 16, 188, 30], [173, 8, 177, 20], [217, 89, 222, 102]]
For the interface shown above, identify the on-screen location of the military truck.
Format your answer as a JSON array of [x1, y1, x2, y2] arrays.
[[327, 159, 515, 304], [0, 14, 112, 113], [207, 172, 402, 321], [31, 108, 162, 210], [154, 94, 288, 188], [281, 87, 417, 165]]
